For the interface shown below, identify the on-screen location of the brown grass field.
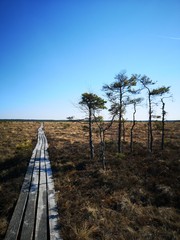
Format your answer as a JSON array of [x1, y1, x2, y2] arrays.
[[0, 120, 180, 239]]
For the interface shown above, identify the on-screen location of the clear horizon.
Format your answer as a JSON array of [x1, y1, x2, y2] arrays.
[[0, 0, 180, 120]]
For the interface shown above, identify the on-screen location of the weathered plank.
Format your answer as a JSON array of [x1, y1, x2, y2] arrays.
[[35, 150, 48, 240], [20, 150, 40, 240], [4, 152, 36, 240], [45, 150, 62, 240]]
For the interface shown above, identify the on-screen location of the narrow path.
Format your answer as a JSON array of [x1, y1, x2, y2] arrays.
[[5, 123, 62, 240]]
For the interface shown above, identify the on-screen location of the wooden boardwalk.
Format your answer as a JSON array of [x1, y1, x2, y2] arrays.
[[5, 123, 62, 240]]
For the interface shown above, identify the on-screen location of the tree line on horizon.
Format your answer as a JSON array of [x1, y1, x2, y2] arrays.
[[78, 71, 171, 167]]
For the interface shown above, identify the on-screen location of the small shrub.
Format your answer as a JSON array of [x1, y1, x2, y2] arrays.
[[115, 152, 126, 160]]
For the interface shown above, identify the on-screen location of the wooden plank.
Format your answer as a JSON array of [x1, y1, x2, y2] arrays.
[[35, 150, 48, 240], [45, 150, 62, 240], [4, 152, 36, 240], [43, 132, 49, 150], [34, 124, 44, 151], [20, 150, 40, 240]]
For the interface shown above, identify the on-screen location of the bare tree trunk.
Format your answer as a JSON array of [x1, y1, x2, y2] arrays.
[[118, 87, 123, 153], [118, 112, 122, 153], [148, 93, 153, 152], [161, 99, 165, 150], [95, 114, 116, 170], [130, 104, 136, 152]]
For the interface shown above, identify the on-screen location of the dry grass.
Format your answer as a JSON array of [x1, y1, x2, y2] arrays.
[[0, 121, 39, 239], [45, 121, 180, 240], [0, 120, 180, 239]]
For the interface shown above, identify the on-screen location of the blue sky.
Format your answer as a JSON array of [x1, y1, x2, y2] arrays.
[[0, 0, 180, 120]]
